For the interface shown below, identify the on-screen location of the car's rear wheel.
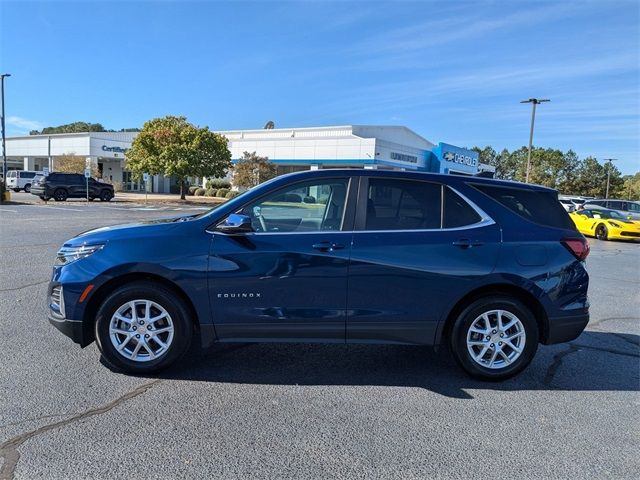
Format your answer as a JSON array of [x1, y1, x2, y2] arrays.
[[95, 282, 193, 374], [100, 190, 113, 202], [88, 197, 95, 202], [450, 296, 538, 381], [53, 188, 68, 201], [595, 224, 608, 241], [24, 183, 31, 193]]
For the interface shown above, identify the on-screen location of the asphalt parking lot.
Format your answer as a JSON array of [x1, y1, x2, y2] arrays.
[[1, 193, 639, 479]]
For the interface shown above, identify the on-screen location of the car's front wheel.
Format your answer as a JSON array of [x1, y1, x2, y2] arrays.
[[95, 282, 193, 374], [595, 224, 608, 241], [450, 296, 538, 381], [24, 183, 31, 193], [100, 190, 113, 202]]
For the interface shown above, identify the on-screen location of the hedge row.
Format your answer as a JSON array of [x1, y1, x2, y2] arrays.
[[193, 187, 239, 198]]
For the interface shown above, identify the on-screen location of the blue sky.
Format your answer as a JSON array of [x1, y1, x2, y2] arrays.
[[1, 0, 638, 173]]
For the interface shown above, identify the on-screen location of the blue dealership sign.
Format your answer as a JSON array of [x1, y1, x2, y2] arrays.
[[430, 143, 479, 175]]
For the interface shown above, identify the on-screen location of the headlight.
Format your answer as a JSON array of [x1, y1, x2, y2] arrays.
[[607, 221, 620, 228], [55, 244, 104, 265]]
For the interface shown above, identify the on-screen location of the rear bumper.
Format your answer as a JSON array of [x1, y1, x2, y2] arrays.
[[543, 312, 589, 344]]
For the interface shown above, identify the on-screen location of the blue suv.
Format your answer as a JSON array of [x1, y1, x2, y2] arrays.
[[48, 170, 590, 380]]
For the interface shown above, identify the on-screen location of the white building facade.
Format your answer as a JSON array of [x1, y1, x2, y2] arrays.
[[4, 125, 492, 192]]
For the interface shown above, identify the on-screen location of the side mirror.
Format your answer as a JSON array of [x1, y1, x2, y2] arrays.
[[216, 214, 253, 234]]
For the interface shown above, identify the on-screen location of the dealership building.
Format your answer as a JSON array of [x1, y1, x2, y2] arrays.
[[4, 125, 492, 192]]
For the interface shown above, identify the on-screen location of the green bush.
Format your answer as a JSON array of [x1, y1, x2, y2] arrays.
[[206, 178, 231, 190], [216, 188, 230, 197], [194, 188, 206, 196], [205, 188, 216, 197], [225, 190, 240, 199], [188, 186, 199, 196]]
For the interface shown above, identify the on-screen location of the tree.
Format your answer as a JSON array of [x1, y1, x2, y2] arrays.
[[232, 151, 277, 189], [29, 122, 141, 135], [621, 173, 640, 200], [125, 116, 231, 200], [54, 153, 100, 177], [30, 122, 106, 135]]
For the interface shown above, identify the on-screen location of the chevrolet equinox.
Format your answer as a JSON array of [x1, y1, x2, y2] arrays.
[[48, 170, 590, 380]]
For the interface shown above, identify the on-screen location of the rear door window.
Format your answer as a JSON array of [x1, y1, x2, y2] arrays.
[[473, 184, 574, 229], [364, 178, 441, 230]]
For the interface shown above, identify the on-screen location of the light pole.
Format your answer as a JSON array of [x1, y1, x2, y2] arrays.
[[520, 98, 550, 183], [603, 158, 617, 198], [1, 73, 11, 181]]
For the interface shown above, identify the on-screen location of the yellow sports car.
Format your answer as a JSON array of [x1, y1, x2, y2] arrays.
[[570, 208, 640, 241]]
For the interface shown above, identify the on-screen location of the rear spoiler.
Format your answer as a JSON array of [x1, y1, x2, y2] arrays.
[[474, 171, 495, 178]]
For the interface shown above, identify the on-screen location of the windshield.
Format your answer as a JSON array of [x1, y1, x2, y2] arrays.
[[591, 209, 625, 220]]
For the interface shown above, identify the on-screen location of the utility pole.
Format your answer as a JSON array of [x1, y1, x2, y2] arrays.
[[520, 98, 550, 183], [1, 73, 11, 181], [603, 158, 617, 198]]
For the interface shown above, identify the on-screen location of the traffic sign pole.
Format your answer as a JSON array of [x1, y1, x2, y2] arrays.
[[143, 173, 149, 204], [84, 168, 91, 203]]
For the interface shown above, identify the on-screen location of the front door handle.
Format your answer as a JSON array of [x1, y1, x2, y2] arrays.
[[452, 239, 484, 248], [312, 241, 345, 252]]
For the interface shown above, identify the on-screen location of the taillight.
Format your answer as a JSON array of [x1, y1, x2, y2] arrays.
[[562, 238, 590, 261]]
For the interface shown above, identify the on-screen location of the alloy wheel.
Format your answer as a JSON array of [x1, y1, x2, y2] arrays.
[[109, 299, 175, 362], [466, 309, 526, 369]]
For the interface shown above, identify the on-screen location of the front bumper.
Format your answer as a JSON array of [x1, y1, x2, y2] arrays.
[[48, 315, 86, 345], [544, 312, 589, 344]]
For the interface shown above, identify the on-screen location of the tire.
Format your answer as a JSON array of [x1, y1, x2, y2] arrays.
[[595, 224, 608, 241], [24, 184, 31, 193], [13, 188, 20, 193], [94, 282, 193, 374], [53, 188, 68, 201], [450, 296, 539, 381], [100, 189, 113, 202], [88, 197, 95, 202]]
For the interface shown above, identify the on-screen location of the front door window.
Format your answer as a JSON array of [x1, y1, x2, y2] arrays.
[[239, 178, 349, 233]]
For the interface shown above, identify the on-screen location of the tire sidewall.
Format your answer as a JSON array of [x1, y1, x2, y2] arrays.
[[95, 282, 193, 374], [450, 296, 538, 381], [54, 189, 67, 201], [100, 190, 113, 201], [596, 224, 608, 240]]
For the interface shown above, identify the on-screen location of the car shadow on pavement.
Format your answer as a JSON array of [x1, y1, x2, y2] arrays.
[[139, 331, 639, 399]]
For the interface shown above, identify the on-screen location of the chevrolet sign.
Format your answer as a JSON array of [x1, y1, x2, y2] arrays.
[[443, 151, 477, 167]]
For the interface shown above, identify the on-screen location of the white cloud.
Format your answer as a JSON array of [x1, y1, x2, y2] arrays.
[[6, 116, 43, 132]]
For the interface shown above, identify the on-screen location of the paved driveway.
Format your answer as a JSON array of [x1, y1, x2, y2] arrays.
[[0, 201, 638, 479]]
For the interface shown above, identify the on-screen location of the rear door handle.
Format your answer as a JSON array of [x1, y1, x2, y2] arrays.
[[452, 239, 484, 248], [312, 241, 345, 252]]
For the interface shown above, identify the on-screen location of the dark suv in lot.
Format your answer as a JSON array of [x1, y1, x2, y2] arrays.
[[31, 172, 114, 202], [47, 169, 589, 380]]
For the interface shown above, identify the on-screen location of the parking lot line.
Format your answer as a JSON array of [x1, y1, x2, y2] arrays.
[[20, 203, 92, 212], [0, 208, 18, 213]]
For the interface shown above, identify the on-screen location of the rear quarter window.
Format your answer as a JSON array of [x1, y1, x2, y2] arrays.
[[473, 184, 575, 230], [443, 187, 481, 228]]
